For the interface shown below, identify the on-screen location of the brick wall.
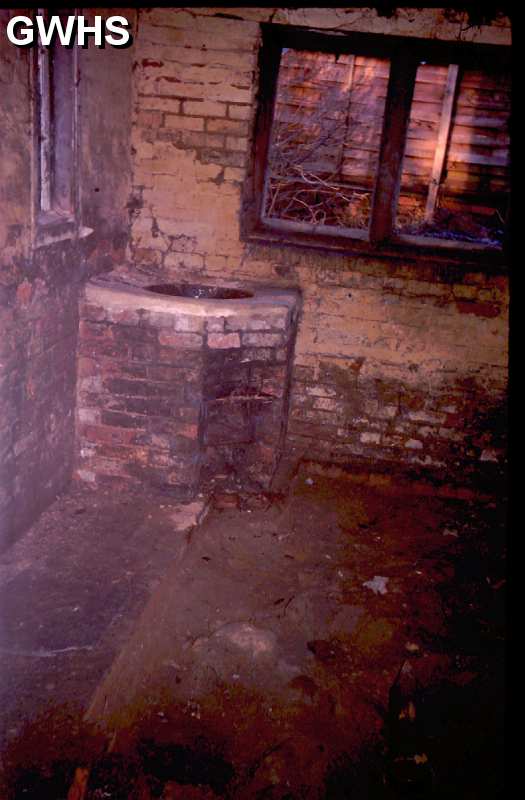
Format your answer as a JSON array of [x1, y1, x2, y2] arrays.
[[1, 7, 509, 550], [0, 9, 136, 550], [127, 7, 509, 491]]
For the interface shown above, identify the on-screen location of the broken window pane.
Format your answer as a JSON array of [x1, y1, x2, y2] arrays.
[[263, 49, 390, 233], [395, 63, 511, 246]]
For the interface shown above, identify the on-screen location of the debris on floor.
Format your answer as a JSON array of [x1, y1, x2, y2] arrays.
[[0, 470, 505, 798], [362, 576, 389, 595]]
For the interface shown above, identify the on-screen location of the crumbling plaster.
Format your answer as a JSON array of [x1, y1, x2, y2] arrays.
[[0, 7, 510, 547], [128, 7, 509, 489]]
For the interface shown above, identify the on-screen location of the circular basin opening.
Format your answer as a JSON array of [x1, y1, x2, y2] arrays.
[[146, 283, 254, 300]]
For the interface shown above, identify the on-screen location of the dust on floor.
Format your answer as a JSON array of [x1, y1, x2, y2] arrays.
[[0, 486, 206, 751], [0, 470, 505, 799]]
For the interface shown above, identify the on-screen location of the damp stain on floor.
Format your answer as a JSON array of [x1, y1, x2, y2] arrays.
[[0, 470, 505, 798]]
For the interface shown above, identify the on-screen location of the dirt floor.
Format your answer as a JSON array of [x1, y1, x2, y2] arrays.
[[0, 468, 506, 799]]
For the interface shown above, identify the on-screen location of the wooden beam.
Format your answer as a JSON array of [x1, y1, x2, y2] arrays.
[[369, 52, 419, 244], [241, 31, 282, 237], [424, 64, 459, 222]]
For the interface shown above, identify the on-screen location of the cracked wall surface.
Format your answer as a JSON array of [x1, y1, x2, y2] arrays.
[[128, 7, 509, 490]]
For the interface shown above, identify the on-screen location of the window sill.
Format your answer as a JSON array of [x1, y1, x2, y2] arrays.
[[34, 213, 94, 249], [243, 217, 507, 274]]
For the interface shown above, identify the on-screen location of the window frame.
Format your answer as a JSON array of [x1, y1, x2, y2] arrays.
[[242, 24, 511, 269], [31, 7, 80, 247]]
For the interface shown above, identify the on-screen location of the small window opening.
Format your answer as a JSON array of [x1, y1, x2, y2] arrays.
[[35, 7, 78, 229]]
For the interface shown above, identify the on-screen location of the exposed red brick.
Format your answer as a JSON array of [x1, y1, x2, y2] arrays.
[[123, 396, 174, 417], [107, 308, 142, 326], [207, 332, 241, 349], [78, 339, 128, 359], [100, 410, 143, 429], [147, 365, 201, 382], [80, 303, 107, 322], [158, 331, 203, 349], [77, 357, 98, 377], [455, 300, 500, 318], [16, 280, 32, 307], [206, 118, 248, 135], [130, 343, 159, 363], [79, 321, 114, 340], [148, 451, 172, 467], [81, 424, 144, 446]]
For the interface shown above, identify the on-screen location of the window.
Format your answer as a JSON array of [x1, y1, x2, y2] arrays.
[[244, 25, 511, 265], [33, 8, 79, 241]]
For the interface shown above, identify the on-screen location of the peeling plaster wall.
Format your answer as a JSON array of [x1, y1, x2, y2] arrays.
[[0, 9, 136, 549], [128, 7, 509, 490], [0, 7, 510, 550]]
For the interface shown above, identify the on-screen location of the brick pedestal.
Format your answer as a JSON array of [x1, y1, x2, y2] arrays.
[[75, 274, 299, 497]]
